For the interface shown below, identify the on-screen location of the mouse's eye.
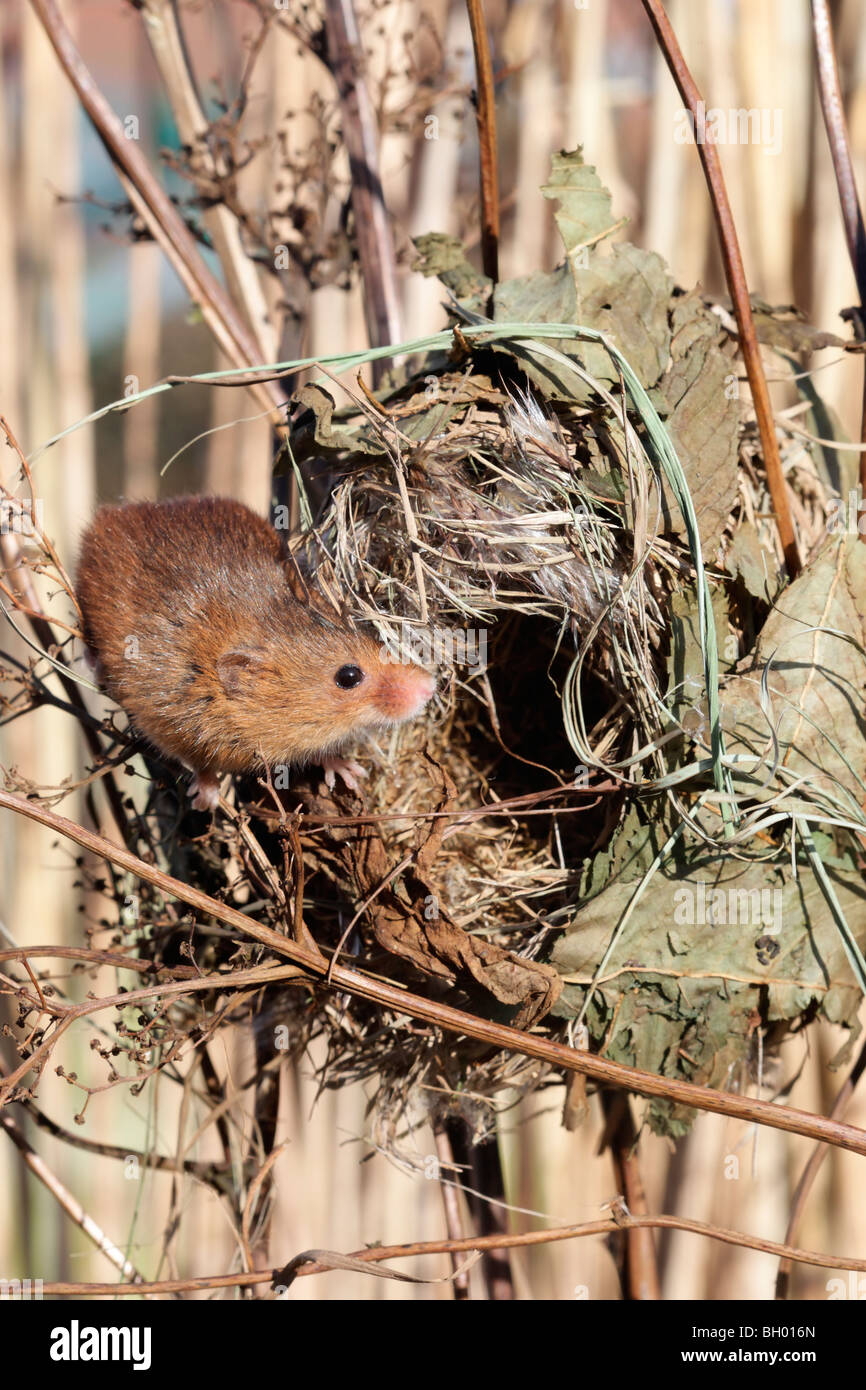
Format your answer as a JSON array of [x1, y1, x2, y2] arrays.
[[335, 664, 364, 690]]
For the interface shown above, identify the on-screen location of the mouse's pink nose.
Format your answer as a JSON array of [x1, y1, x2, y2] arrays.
[[377, 664, 436, 720], [400, 666, 436, 717], [411, 669, 437, 710]]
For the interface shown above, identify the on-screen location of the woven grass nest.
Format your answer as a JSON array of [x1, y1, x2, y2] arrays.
[[86, 154, 866, 1146]]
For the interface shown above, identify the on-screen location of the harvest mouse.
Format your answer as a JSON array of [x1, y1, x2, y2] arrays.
[[76, 496, 435, 809]]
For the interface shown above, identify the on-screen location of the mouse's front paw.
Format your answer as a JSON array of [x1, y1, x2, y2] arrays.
[[188, 770, 221, 811], [321, 756, 368, 794]]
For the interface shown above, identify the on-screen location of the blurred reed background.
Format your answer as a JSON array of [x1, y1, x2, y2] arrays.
[[1, 0, 865, 1300]]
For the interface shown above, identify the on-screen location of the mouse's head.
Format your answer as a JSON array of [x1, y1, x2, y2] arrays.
[[212, 611, 436, 768]]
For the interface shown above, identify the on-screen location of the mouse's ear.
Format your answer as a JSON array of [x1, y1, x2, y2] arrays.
[[215, 647, 266, 697]]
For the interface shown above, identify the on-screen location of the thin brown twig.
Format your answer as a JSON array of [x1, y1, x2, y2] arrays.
[[0, 572, 80, 634], [1, 418, 81, 617], [1, 789, 866, 1158], [810, 0, 866, 305], [0, 1106, 145, 1284], [274, 780, 613, 830], [0, 424, 129, 841], [139, 0, 277, 362], [432, 1118, 471, 1299], [253, 768, 322, 957], [465, 0, 500, 284], [600, 1092, 660, 1300], [218, 794, 289, 918], [810, 0, 866, 521], [28, 0, 289, 430], [1, 416, 82, 622], [775, 1031, 866, 1299], [286, 817, 306, 949], [20, 958, 47, 1015], [324, 0, 402, 377], [30, 1206, 866, 1297], [641, 0, 801, 577], [0, 945, 183, 974], [196, 1047, 235, 1173], [241, 1143, 290, 1274], [0, 957, 309, 1089], [447, 1118, 516, 1300], [13, 1096, 232, 1183]]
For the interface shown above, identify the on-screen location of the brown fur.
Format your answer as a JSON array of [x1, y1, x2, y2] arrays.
[[77, 497, 434, 784]]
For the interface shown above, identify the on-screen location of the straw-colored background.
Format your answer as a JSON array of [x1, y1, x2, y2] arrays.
[[1, 0, 865, 1300]]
